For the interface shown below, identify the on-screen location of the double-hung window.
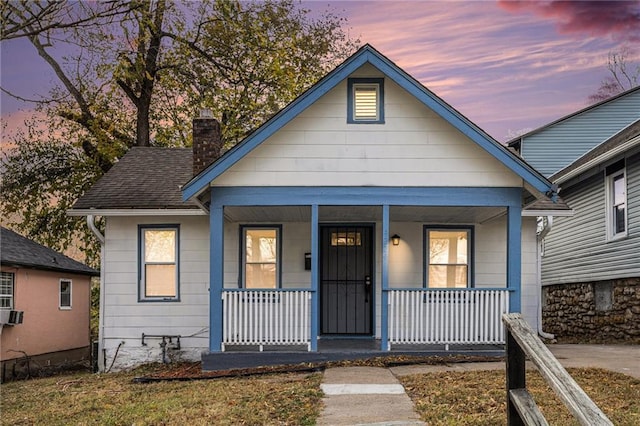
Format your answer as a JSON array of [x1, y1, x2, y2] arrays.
[[241, 226, 280, 289], [59, 279, 72, 309], [139, 225, 179, 301], [0, 272, 14, 309], [347, 78, 384, 123], [425, 227, 472, 288], [606, 161, 627, 240]]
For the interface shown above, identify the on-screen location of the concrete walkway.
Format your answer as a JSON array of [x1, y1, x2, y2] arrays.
[[318, 366, 424, 425], [317, 345, 639, 425]]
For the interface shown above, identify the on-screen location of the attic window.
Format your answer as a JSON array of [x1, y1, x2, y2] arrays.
[[348, 78, 384, 123]]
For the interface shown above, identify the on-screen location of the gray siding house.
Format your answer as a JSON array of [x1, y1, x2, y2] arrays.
[[513, 101, 640, 342], [509, 86, 640, 177]]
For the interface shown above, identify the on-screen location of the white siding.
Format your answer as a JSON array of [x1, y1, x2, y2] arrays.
[[212, 68, 521, 188], [521, 217, 539, 329], [102, 216, 210, 361]]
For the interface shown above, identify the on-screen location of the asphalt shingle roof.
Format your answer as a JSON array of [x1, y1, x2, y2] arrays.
[[1, 227, 98, 276], [73, 147, 197, 210]]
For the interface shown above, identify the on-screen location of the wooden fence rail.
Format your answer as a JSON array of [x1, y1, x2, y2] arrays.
[[502, 313, 613, 426]]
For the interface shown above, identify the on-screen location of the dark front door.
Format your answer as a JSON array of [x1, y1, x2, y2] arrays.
[[320, 225, 373, 335]]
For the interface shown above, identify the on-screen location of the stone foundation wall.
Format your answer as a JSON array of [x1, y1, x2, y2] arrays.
[[542, 277, 640, 342]]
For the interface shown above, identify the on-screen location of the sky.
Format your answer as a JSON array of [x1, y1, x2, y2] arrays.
[[1, 0, 639, 142]]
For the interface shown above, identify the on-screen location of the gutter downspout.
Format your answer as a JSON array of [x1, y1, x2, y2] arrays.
[[537, 216, 555, 340], [87, 215, 106, 371]]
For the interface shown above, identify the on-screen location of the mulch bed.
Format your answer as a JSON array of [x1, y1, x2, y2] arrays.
[[133, 354, 502, 383]]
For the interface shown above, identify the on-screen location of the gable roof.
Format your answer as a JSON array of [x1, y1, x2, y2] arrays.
[[72, 147, 199, 211], [182, 44, 556, 202], [1, 227, 98, 276], [551, 119, 640, 184], [507, 85, 640, 150]]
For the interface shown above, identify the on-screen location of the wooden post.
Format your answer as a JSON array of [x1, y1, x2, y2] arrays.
[[506, 327, 526, 426]]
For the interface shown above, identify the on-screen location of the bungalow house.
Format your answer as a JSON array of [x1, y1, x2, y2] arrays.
[[70, 45, 569, 371], [0, 227, 98, 381], [509, 89, 640, 341]]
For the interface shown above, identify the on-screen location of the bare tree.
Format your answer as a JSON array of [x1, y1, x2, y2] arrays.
[[589, 47, 639, 103]]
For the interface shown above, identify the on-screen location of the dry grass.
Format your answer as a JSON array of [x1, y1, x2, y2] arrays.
[[2, 361, 638, 425], [401, 367, 640, 425], [1, 366, 323, 425]]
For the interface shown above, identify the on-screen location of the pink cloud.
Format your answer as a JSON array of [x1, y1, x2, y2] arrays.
[[498, 0, 640, 41]]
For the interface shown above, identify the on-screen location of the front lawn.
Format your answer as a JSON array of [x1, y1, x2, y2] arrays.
[[1, 366, 323, 425], [401, 368, 640, 425], [2, 362, 638, 425]]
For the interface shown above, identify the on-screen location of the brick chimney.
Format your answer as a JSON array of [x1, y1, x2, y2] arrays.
[[193, 109, 222, 176]]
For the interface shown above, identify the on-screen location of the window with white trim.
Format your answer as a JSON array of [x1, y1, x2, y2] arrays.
[[59, 279, 72, 309], [347, 78, 384, 123], [241, 226, 280, 289], [425, 227, 472, 288], [139, 225, 179, 301], [606, 161, 627, 240], [0, 272, 14, 309]]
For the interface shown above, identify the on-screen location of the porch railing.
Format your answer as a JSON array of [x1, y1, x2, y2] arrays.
[[222, 289, 311, 351], [388, 289, 509, 346]]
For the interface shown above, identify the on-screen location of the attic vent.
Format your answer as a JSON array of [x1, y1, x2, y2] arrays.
[[354, 85, 379, 120], [347, 78, 384, 124]]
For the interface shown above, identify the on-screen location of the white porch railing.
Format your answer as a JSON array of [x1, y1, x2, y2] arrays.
[[388, 289, 510, 345], [222, 290, 311, 351]]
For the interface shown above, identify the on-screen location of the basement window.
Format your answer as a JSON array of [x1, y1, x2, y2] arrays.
[[348, 78, 384, 123]]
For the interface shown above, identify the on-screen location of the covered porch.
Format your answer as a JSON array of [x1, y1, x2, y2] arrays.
[[207, 187, 523, 353]]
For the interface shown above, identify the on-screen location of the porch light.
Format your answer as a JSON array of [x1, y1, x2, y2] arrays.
[[391, 234, 401, 246]]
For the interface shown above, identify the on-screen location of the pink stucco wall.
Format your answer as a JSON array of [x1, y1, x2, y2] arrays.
[[1, 267, 91, 361]]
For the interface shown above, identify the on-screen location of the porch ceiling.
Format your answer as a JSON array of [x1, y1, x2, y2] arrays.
[[223, 205, 506, 224]]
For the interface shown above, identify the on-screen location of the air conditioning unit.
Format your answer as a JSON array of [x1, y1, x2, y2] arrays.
[[9, 310, 24, 325], [0, 310, 23, 325]]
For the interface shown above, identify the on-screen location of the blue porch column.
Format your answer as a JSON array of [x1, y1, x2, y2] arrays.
[[310, 204, 319, 351], [209, 205, 224, 351], [380, 204, 390, 351], [507, 205, 522, 313]]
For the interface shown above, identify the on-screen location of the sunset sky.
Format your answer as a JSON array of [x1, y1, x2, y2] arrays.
[[1, 0, 639, 142]]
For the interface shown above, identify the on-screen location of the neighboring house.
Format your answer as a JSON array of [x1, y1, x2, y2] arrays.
[[509, 86, 640, 178], [70, 45, 569, 371], [0, 227, 98, 381], [510, 91, 640, 342]]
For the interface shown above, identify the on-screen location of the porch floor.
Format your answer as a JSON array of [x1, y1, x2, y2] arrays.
[[201, 339, 504, 371]]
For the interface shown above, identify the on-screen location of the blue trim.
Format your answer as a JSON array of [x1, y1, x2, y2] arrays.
[[423, 225, 474, 289], [380, 205, 390, 351], [310, 205, 319, 351], [238, 225, 283, 288], [137, 224, 180, 302], [210, 207, 224, 352], [347, 78, 385, 124], [210, 187, 522, 208], [182, 45, 555, 202], [507, 206, 522, 312]]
